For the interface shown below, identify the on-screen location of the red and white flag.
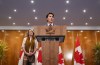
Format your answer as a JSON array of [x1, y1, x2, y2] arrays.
[[18, 49, 24, 65], [58, 46, 64, 65], [74, 36, 85, 65], [36, 47, 42, 65]]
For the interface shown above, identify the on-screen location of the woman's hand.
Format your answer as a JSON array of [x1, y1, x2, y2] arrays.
[[29, 52, 35, 55], [26, 52, 35, 56], [25, 52, 32, 56]]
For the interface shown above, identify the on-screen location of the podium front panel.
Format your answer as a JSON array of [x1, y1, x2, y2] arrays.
[[41, 41, 59, 65]]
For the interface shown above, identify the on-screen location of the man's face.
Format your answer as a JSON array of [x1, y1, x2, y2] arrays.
[[47, 14, 54, 23]]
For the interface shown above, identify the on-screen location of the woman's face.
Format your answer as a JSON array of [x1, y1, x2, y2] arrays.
[[29, 30, 34, 36]]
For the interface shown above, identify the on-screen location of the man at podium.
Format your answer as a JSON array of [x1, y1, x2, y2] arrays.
[[36, 12, 65, 65]]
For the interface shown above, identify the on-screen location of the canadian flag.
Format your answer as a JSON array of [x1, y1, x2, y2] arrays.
[[74, 36, 85, 65], [18, 49, 24, 65], [36, 47, 42, 65], [58, 46, 65, 65]]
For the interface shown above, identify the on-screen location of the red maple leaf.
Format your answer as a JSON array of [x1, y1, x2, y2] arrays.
[[58, 53, 64, 64], [19, 50, 23, 59], [38, 50, 42, 63], [74, 51, 84, 64]]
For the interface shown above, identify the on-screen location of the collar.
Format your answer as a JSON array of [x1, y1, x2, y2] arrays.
[[47, 23, 53, 26]]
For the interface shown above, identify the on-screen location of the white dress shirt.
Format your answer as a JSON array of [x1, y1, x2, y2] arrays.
[[47, 23, 54, 26]]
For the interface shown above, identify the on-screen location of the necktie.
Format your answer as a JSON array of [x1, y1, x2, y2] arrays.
[[49, 24, 52, 26], [49, 24, 52, 30]]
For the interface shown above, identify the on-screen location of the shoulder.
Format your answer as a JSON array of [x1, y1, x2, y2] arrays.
[[34, 38, 38, 41], [23, 37, 27, 40]]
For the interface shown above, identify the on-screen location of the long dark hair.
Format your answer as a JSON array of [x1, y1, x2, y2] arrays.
[[25, 29, 35, 52]]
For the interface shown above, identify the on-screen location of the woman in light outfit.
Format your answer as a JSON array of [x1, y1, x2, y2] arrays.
[[21, 29, 38, 65]]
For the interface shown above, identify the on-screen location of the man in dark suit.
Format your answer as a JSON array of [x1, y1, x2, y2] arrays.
[[46, 12, 55, 26]]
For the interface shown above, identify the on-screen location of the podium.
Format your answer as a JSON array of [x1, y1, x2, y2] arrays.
[[34, 25, 66, 65]]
